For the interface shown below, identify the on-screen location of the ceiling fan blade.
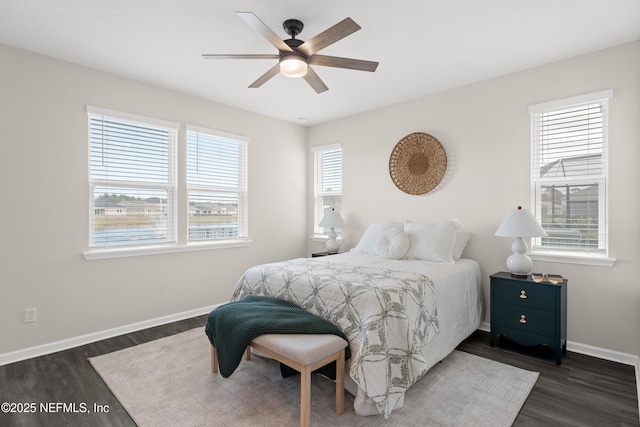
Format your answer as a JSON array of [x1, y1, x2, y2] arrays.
[[308, 55, 378, 72], [236, 12, 293, 53], [303, 66, 329, 94], [248, 63, 281, 88], [297, 17, 361, 57], [202, 54, 280, 60]]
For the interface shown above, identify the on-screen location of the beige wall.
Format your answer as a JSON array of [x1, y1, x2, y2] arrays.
[[307, 41, 640, 357], [2, 40, 638, 360], [0, 44, 308, 355]]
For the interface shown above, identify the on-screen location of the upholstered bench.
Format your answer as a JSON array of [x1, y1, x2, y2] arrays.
[[211, 333, 347, 427]]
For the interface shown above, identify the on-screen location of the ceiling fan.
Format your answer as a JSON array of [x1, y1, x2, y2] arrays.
[[202, 12, 379, 94]]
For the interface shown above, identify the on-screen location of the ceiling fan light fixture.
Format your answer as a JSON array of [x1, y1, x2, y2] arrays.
[[279, 55, 307, 78]]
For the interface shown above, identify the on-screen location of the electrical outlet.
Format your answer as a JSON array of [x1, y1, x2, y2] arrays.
[[24, 308, 36, 323]]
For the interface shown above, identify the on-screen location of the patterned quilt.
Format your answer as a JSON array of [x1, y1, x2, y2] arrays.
[[230, 257, 439, 418]]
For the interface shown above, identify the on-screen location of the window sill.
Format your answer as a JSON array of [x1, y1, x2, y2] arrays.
[[83, 239, 252, 260], [530, 251, 616, 267]]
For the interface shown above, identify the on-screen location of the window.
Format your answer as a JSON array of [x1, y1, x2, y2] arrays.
[[186, 125, 248, 242], [86, 107, 250, 259], [88, 106, 178, 249], [530, 90, 612, 257], [313, 144, 342, 235]]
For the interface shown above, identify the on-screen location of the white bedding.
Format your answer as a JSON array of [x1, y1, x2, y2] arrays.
[[231, 252, 483, 417], [334, 253, 484, 415]]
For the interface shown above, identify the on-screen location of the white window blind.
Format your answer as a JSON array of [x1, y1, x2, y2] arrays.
[[530, 90, 612, 254], [186, 125, 248, 242], [313, 144, 342, 235], [88, 106, 178, 249]]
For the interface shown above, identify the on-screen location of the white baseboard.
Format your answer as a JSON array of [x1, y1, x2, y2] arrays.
[[479, 321, 491, 333], [0, 304, 222, 367]]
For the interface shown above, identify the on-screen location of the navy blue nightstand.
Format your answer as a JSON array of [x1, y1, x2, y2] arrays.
[[490, 272, 567, 365], [311, 252, 334, 257]]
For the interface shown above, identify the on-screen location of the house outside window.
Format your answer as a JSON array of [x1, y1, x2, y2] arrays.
[[313, 144, 342, 236], [186, 125, 248, 242], [530, 90, 612, 259]]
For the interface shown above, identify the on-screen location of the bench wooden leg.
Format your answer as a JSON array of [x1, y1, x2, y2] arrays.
[[212, 345, 251, 374], [335, 349, 345, 415], [211, 345, 218, 373], [300, 366, 312, 427]]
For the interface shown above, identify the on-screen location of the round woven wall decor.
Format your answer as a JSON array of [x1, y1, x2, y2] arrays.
[[389, 132, 447, 195]]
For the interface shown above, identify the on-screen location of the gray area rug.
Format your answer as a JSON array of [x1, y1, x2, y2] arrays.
[[89, 328, 538, 426]]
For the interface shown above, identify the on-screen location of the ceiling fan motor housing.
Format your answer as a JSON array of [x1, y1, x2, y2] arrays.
[[283, 38, 305, 52]]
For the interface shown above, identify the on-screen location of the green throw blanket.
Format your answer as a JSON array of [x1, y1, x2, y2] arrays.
[[205, 296, 350, 378]]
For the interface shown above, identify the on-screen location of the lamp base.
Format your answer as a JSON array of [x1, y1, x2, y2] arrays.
[[505, 237, 534, 278], [325, 242, 341, 254], [325, 228, 342, 254]]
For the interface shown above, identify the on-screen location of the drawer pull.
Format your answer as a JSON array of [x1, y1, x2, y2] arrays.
[[519, 314, 527, 324], [519, 290, 527, 299]]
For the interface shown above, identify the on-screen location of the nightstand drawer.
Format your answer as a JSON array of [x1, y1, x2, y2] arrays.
[[492, 302, 557, 337], [492, 278, 556, 311]]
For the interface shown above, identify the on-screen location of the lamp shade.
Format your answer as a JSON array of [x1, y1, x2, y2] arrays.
[[319, 208, 345, 229], [495, 206, 547, 238], [279, 55, 308, 78]]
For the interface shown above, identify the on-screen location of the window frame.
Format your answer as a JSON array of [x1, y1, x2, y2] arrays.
[[84, 107, 251, 260], [529, 90, 615, 267], [185, 124, 249, 245], [312, 143, 343, 238], [86, 106, 179, 253]]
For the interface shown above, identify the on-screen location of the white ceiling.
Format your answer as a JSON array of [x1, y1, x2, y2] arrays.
[[1, 0, 639, 126]]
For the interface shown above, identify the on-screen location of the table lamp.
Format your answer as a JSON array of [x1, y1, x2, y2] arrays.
[[495, 206, 547, 278], [318, 207, 345, 253]]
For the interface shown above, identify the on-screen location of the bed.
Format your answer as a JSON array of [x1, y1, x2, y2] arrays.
[[229, 220, 484, 418]]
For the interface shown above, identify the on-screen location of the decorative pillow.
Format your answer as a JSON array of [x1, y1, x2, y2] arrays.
[[449, 218, 461, 230], [453, 232, 471, 261], [353, 222, 404, 255], [403, 221, 457, 263], [373, 228, 410, 260]]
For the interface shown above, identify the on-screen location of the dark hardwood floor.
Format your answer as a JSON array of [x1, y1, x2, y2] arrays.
[[1, 316, 638, 426], [459, 333, 639, 426]]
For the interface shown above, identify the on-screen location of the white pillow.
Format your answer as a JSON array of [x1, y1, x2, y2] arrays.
[[403, 221, 457, 263], [449, 218, 461, 230], [353, 222, 404, 255], [453, 232, 471, 261], [373, 228, 410, 260]]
